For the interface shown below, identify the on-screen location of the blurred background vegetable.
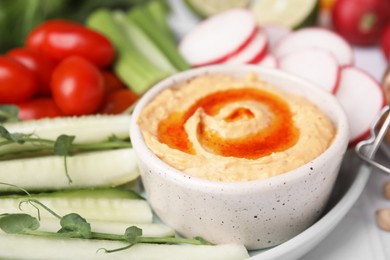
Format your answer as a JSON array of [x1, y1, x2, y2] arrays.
[[331, 0, 390, 46], [0, 0, 144, 53]]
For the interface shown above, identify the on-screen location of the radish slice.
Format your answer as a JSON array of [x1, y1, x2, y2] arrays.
[[274, 27, 354, 66], [225, 28, 268, 64], [178, 9, 257, 66], [257, 54, 278, 68], [278, 48, 340, 94], [261, 24, 291, 53], [335, 66, 386, 145]]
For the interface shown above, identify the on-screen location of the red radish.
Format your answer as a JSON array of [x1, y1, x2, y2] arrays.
[[261, 24, 291, 53], [332, 0, 390, 46], [274, 27, 354, 66], [178, 9, 257, 66], [225, 28, 268, 64], [381, 25, 390, 61], [257, 54, 278, 68], [335, 66, 386, 145], [278, 48, 340, 94]]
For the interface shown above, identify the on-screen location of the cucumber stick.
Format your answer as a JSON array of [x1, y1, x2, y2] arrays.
[[0, 148, 139, 192], [0, 234, 250, 260], [0, 188, 153, 223], [1, 114, 131, 144], [0, 114, 131, 156]]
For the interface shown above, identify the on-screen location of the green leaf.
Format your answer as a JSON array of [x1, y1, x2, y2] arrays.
[[124, 226, 142, 243], [0, 105, 20, 123], [0, 125, 28, 144], [58, 213, 92, 239], [0, 213, 39, 234], [54, 135, 76, 156]]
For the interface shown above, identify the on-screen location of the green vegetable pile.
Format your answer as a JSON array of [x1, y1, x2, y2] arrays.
[[86, 0, 190, 94]]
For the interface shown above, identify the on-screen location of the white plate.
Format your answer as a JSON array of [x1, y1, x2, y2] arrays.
[[248, 150, 371, 259]]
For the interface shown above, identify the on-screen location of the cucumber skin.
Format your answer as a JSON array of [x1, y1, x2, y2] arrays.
[[0, 187, 143, 200]]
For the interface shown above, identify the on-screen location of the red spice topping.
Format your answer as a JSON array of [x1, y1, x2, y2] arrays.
[[157, 88, 299, 159]]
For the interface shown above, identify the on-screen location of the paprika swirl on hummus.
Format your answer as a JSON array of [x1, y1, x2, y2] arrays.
[[137, 73, 335, 182]]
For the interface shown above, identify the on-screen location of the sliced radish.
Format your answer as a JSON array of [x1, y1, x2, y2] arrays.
[[178, 9, 257, 66], [274, 27, 354, 66], [261, 24, 291, 53], [225, 27, 268, 64], [278, 48, 340, 94], [335, 66, 386, 145], [257, 54, 278, 68]]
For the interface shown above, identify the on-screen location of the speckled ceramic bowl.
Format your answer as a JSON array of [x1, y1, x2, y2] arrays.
[[129, 65, 349, 250]]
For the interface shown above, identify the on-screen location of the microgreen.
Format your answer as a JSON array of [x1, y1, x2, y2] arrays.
[[54, 135, 76, 183], [59, 213, 92, 239], [0, 105, 20, 123], [0, 213, 40, 234]]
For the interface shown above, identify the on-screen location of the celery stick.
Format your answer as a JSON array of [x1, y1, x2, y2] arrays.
[[112, 11, 177, 73], [86, 9, 169, 94], [145, 0, 174, 41], [128, 5, 190, 71]]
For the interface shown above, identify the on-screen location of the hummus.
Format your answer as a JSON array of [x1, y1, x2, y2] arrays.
[[137, 73, 335, 182]]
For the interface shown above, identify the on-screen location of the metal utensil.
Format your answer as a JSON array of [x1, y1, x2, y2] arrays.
[[355, 105, 390, 175]]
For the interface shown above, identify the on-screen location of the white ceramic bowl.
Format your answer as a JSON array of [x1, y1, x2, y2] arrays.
[[129, 65, 349, 250]]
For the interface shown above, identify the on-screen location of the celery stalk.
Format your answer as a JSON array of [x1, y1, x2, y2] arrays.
[[145, 0, 174, 41], [111, 11, 177, 73], [86, 9, 169, 94], [128, 4, 190, 71]]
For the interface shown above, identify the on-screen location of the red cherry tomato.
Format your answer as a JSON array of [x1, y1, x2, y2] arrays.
[[26, 19, 115, 68], [331, 0, 390, 46], [51, 56, 105, 116], [18, 98, 64, 120], [100, 89, 139, 114], [101, 71, 126, 94], [0, 56, 38, 104], [6, 48, 56, 96], [381, 25, 390, 61]]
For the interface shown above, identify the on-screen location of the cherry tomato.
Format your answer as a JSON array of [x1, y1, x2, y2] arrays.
[[0, 56, 38, 104], [51, 56, 105, 116], [18, 98, 64, 120], [101, 71, 126, 94], [26, 19, 115, 68], [331, 0, 390, 46], [6, 48, 56, 96], [381, 25, 390, 61], [100, 89, 139, 114]]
